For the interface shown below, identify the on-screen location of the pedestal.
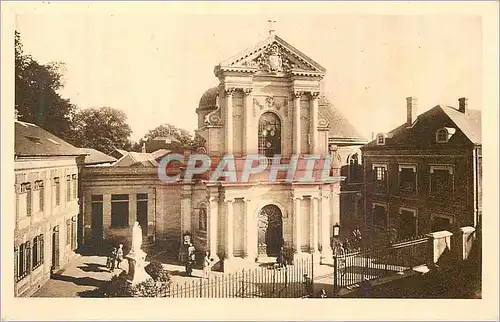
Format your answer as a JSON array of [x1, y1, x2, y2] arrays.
[[125, 249, 151, 285]]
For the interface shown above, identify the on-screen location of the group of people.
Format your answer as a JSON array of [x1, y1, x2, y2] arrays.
[[181, 241, 214, 279], [106, 244, 124, 272], [332, 227, 364, 256]]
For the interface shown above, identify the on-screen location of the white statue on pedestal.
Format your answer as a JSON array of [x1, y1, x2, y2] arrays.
[[126, 221, 150, 285]]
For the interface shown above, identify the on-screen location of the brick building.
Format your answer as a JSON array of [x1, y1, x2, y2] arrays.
[[361, 97, 481, 240], [14, 121, 85, 296]]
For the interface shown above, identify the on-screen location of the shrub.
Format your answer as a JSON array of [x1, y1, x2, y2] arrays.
[[93, 268, 171, 298], [145, 260, 171, 283]]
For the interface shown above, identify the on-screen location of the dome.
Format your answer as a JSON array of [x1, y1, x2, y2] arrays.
[[197, 86, 219, 112]]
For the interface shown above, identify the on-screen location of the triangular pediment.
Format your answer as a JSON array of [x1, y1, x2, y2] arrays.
[[217, 35, 326, 76]]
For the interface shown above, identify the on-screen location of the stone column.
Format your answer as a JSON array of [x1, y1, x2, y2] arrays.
[[208, 195, 219, 258], [311, 197, 320, 255], [321, 195, 333, 263], [293, 196, 302, 253], [293, 91, 303, 155], [225, 198, 234, 259], [225, 88, 236, 154], [309, 92, 320, 154], [243, 88, 254, 154], [244, 198, 256, 260]]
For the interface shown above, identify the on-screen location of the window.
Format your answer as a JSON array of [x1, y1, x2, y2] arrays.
[[111, 194, 129, 228], [91, 195, 104, 241], [136, 194, 148, 236], [66, 175, 71, 202], [376, 134, 385, 145], [198, 204, 207, 231], [32, 234, 44, 269], [372, 163, 388, 191], [431, 214, 454, 232], [372, 203, 387, 229], [348, 154, 360, 182], [72, 174, 77, 200], [430, 165, 454, 196], [399, 165, 417, 194], [399, 208, 417, 239], [54, 177, 60, 206], [258, 112, 281, 157], [34, 180, 44, 211], [21, 182, 32, 216], [15, 241, 31, 282], [436, 128, 448, 143], [66, 219, 71, 245]]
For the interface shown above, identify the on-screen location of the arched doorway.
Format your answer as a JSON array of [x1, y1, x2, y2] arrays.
[[257, 204, 284, 257]]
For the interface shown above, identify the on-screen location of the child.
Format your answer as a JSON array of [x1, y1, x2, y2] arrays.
[[115, 244, 124, 270]]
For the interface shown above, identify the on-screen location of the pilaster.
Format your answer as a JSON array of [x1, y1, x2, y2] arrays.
[[293, 91, 303, 155], [309, 91, 320, 154], [225, 88, 236, 154], [225, 198, 235, 259]]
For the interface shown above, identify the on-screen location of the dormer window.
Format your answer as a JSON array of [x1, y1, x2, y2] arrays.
[[436, 127, 456, 143], [376, 134, 385, 145], [436, 128, 448, 143]]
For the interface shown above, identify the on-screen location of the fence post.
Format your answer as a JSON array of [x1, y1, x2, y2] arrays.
[[333, 255, 338, 294], [241, 270, 245, 298]]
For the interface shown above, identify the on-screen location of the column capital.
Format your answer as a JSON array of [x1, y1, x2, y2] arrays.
[[224, 198, 235, 203], [242, 88, 253, 96], [293, 91, 304, 99], [224, 87, 237, 96], [208, 195, 219, 202], [309, 91, 321, 99], [243, 197, 252, 203]]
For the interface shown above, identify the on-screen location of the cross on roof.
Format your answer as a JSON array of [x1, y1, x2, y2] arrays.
[[268, 19, 276, 36]]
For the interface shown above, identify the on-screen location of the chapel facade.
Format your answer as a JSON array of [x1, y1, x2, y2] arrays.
[[81, 32, 367, 271]]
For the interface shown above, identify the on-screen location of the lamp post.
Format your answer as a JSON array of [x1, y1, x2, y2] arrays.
[[333, 223, 340, 239]]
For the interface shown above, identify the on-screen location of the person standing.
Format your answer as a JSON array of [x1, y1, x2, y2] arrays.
[[107, 247, 117, 271], [203, 252, 212, 279], [115, 244, 124, 270], [185, 243, 196, 276]]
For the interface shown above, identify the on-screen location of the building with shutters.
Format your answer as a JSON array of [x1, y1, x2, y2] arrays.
[[14, 120, 85, 297], [361, 97, 481, 240]]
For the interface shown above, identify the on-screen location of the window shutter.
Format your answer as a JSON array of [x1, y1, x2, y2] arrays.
[[40, 234, 44, 263], [14, 246, 18, 282], [26, 241, 31, 273]]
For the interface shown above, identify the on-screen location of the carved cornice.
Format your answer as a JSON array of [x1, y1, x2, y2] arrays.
[[243, 88, 253, 96]]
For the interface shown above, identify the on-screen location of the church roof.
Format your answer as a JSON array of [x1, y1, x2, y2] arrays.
[[215, 34, 326, 77], [319, 96, 368, 142], [198, 86, 219, 112]]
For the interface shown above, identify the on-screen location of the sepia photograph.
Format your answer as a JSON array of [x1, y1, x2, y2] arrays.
[[1, 1, 498, 321]]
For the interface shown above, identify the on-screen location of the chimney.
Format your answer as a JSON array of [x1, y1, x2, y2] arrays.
[[406, 97, 418, 126], [141, 142, 146, 153], [458, 97, 468, 114]]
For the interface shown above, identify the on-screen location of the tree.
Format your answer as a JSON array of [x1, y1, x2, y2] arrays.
[[72, 107, 132, 154], [15, 31, 75, 140], [133, 123, 205, 153]]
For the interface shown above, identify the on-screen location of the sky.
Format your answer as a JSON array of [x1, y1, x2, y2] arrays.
[[15, 6, 482, 141]]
